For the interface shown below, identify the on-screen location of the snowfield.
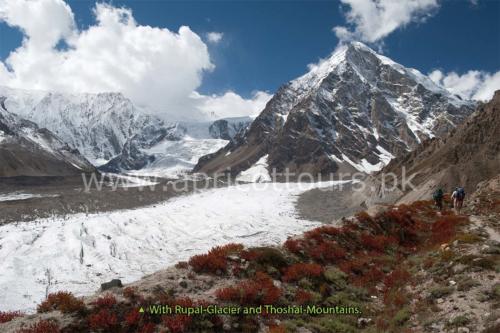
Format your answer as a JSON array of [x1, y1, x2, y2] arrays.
[[0, 181, 347, 312], [0, 193, 59, 202]]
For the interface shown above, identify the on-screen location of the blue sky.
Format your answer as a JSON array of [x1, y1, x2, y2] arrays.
[[0, 0, 498, 119]]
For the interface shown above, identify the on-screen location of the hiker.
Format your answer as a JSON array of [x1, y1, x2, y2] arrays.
[[433, 188, 444, 211], [451, 187, 466, 214]]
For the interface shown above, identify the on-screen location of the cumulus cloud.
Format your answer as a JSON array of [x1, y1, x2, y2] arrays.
[[333, 0, 439, 43], [0, 0, 75, 49], [0, 0, 269, 120], [206, 32, 223, 44], [429, 69, 500, 101]]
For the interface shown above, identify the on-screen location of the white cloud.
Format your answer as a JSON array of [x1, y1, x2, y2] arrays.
[[429, 69, 500, 101], [0, 1, 269, 121], [333, 0, 439, 43], [0, 0, 75, 50], [193, 90, 272, 119], [206, 32, 223, 44]]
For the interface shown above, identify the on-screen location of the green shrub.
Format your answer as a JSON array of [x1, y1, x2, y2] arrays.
[[457, 277, 480, 291], [392, 308, 410, 326], [455, 233, 483, 244], [429, 286, 454, 299], [249, 247, 289, 268], [323, 266, 348, 290], [492, 283, 500, 300], [314, 318, 358, 333], [446, 314, 470, 328], [472, 257, 496, 271]]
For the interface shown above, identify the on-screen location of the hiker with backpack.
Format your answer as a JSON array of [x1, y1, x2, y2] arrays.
[[451, 187, 466, 214], [433, 188, 444, 211]]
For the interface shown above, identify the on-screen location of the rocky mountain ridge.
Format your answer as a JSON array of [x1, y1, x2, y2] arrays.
[[194, 42, 475, 177]]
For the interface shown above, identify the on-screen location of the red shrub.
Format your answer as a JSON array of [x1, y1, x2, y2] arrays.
[[37, 291, 86, 314], [17, 320, 60, 333], [163, 315, 191, 333], [122, 287, 138, 300], [316, 226, 342, 237], [175, 261, 189, 269], [216, 272, 281, 305], [188, 243, 244, 274], [0, 311, 23, 323], [294, 289, 314, 305], [240, 249, 260, 261], [269, 324, 287, 333], [352, 266, 385, 287], [375, 317, 390, 330], [93, 293, 117, 308], [231, 264, 242, 277], [383, 268, 411, 290], [215, 243, 245, 255], [125, 309, 140, 326], [376, 209, 420, 246], [282, 263, 323, 282], [392, 292, 409, 307], [284, 238, 302, 254], [139, 322, 156, 333], [169, 297, 194, 308], [423, 257, 434, 269], [431, 215, 466, 244], [305, 226, 342, 242], [308, 241, 346, 263], [410, 200, 435, 214], [88, 308, 118, 331], [339, 258, 366, 275], [361, 234, 397, 252], [188, 253, 227, 274], [356, 211, 373, 224]]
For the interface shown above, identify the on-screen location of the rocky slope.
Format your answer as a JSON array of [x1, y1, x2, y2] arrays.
[[370, 90, 500, 204], [194, 42, 474, 177], [0, 97, 95, 177]]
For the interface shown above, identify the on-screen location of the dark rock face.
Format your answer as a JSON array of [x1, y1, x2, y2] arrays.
[[101, 279, 123, 291], [194, 42, 475, 176]]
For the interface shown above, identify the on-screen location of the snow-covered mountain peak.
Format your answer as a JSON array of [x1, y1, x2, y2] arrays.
[[292, 46, 347, 87], [289, 42, 468, 109], [194, 43, 476, 177]]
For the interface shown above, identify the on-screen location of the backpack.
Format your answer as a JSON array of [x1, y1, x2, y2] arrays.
[[456, 187, 465, 200], [433, 189, 443, 200]]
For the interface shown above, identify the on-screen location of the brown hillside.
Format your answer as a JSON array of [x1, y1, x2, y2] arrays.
[[378, 90, 500, 200]]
